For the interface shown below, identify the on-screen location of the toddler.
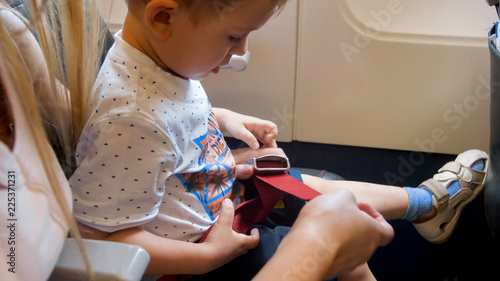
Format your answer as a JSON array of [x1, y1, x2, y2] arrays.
[[69, 0, 488, 280]]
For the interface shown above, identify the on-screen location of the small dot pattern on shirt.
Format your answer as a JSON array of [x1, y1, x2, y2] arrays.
[[70, 34, 238, 242]]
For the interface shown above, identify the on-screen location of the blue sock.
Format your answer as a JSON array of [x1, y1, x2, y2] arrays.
[[401, 187, 433, 221], [402, 160, 485, 221]]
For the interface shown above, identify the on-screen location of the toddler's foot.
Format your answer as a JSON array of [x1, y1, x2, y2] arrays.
[[412, 149, 488, 244]]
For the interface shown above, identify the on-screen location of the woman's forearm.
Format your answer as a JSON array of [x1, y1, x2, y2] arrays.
[[253, 228, 339, 281]]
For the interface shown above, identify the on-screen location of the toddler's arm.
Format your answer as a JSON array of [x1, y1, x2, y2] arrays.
[[78, 199, 259, 275], [213, 108, 278, 149]]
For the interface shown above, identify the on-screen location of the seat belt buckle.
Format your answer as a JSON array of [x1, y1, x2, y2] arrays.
[[245, 154, 290, 174]]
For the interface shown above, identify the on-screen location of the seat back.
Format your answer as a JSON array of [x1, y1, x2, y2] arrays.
[[486, 23, 500, 240]]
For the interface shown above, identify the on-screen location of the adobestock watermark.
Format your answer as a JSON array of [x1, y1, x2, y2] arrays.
[[340, 0, 414, 63], [383, 75, 491, 185], [270, 105, 294, 134]]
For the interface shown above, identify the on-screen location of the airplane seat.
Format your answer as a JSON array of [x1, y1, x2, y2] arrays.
[[485, 7, 500, 243], [2, 2, 150, 280], [293, 167, 345, 181]]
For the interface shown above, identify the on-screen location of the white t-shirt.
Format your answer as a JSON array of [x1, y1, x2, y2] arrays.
[[70, 32, 245, 242], [0, 9, 71, 281]]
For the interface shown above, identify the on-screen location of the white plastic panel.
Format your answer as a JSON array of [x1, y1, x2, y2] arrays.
[[295, 0, 497, 154], [98, 0, 497, 154], [97, 0, 128, 33], [342, 0, 493, 46]]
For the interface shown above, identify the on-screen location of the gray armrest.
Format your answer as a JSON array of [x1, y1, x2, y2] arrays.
[[49, 238, 150, 281]]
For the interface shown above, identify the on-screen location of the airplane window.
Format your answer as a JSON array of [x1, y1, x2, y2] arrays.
[[340, 0, 498, 46]]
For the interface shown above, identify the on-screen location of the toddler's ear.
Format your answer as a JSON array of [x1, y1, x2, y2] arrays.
[[144, 0, 179, 40]]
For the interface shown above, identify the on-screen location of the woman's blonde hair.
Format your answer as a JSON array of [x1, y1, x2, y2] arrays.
[[32, 0, 106, 174], [0, 0, 107, 279]]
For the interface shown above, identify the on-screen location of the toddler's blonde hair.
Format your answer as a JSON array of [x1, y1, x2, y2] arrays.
[[127, 0, 289, 24]]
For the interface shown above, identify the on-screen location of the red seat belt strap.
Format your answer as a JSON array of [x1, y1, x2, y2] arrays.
[[159, 155, 320, 281]]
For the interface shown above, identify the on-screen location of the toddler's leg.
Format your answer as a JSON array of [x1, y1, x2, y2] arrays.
[[302, 175, 409, 220], [303, 149, 488, 244]]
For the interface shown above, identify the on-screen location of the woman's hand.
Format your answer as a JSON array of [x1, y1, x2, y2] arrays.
[[253, 189, 394, 280]]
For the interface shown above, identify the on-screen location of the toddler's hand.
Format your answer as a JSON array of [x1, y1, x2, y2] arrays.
[[213, 108, 278, 149], [201, 199, 260, 271]]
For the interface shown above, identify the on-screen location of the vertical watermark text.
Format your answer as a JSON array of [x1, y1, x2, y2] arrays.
[[5, 170, 17, 274]]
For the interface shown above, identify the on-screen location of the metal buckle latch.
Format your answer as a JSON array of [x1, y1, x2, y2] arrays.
[[245, 154, 290, 174]]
